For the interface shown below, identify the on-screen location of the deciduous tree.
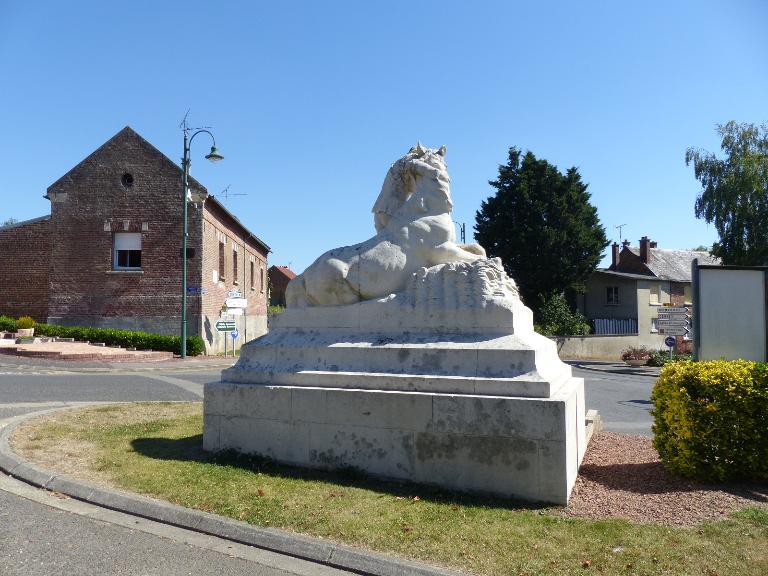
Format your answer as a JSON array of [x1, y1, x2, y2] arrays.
[[687, 121, 768, 265]]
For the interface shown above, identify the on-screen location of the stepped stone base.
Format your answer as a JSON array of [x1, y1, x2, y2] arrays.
[[205, 379, 584, 504], [205, 259, 591, 504]]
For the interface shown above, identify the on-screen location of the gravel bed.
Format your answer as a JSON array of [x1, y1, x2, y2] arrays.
[[565, 431, 768, 526]]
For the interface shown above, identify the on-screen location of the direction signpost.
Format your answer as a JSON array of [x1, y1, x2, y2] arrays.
[[225, 297, 248, 309], [219, 293, 247, 357], [657, 306, 691, 337]]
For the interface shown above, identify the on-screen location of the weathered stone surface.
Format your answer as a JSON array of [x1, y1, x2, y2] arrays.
[[205, 144, 590, 504], [205, 381, 585, 504]]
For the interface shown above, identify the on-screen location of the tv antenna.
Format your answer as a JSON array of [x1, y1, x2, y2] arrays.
[[179, 110, 213, 133], [219, 185, 247, 204], [614, 223, 627, 241]]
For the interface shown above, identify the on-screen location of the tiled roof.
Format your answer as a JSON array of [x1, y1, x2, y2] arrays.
[[269, 265, 296, 280], [627, 247, 719, 281]]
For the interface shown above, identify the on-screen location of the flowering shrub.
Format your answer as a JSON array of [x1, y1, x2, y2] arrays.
[[620, 346, 651, 361], [651, 360, 768, 481]]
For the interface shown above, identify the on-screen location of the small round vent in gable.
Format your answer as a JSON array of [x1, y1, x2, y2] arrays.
[[121, 173, 135, 189]]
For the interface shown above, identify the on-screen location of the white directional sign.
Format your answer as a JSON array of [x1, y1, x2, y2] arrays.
[[225, 297, 248, 309], [657, 320, 690, 327], [658, 312, 691, 320], [660, 327, 689, 336], [657, 305, 692, 337], [659, 307, 689, 314], [227, 289, 242, 298]]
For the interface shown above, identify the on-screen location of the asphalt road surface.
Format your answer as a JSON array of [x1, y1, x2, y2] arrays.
[[0, 361, 351, 576], [0, 357, 657, 575]]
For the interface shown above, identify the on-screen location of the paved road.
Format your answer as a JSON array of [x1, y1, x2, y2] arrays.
[[572, 366, 656, 436], [0, 358, 657, 575], [0, 363, 351, 576]]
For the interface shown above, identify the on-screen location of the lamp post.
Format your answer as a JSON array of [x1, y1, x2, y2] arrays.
[[181, 126, 223, 358]]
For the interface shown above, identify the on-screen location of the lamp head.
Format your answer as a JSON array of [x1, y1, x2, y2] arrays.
[[205, 146, 224, 162]]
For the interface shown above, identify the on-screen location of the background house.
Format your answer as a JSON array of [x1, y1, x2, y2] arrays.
[[0, 127, 270, 354], [577, 236, 718, 350], [268, 265, 296, 307]]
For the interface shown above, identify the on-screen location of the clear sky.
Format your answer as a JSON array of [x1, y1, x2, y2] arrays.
[[1, 1, 766, 273]]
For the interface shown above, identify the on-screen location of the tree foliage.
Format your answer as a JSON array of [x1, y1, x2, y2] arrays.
[[686, 121, 768, 265], [474, 148, 608, 315], [535, 292, 590, 336]]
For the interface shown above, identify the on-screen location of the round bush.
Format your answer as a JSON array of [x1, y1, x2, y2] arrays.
[[651, 360, 768, 481]]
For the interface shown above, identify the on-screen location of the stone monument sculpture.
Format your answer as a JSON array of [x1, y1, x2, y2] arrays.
[[204, 144, 588, 504]]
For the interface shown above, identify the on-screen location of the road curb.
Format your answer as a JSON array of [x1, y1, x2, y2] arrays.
[[0, 406, 466, 576]]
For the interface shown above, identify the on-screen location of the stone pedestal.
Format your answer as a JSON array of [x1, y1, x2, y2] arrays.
[[204, 259, 589, 504], [205, 376, 584, 504]]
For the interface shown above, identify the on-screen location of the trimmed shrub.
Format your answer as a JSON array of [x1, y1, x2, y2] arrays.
[[651, 360, 768, 481], [0, 317, 207, 355], [186, 336, 205, 356], [27, 323, 206, 356], [0, 315, 17, 332], [16, 316, 36, 329]]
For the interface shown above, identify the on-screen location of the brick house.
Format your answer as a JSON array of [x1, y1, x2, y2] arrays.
[[0, 126, 270, 354], [267, 265, 296, 307], [578, 236, 718, 349]]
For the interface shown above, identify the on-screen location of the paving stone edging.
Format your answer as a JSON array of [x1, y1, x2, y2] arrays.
[[0, 406, 465, 576]]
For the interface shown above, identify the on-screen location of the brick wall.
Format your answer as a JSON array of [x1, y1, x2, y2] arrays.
[[0, 217, 51, 321], [46, 127, 205, 334], [200, 199, 268, 350], [268, 266, 295, 307]]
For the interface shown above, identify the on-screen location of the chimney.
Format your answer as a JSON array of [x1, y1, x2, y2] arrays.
[[639, 236, 652, 264], [611, 242, 620, 268]]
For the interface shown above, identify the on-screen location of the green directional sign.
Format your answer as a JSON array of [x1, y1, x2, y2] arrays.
[[215, 321, 236, 332]]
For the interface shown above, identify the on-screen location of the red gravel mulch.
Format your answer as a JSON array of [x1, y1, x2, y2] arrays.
[[565, 432, 768, 526]]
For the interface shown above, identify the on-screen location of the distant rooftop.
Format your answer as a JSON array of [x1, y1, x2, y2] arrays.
[[626, 246, 719, 281]]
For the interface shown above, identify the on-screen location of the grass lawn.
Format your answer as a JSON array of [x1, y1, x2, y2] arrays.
[[13, 402, 768, 576]]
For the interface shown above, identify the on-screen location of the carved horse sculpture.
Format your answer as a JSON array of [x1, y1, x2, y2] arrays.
[[285, 144, 486, 307]]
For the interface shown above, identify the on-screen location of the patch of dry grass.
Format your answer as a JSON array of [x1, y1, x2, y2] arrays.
[[12, 403, 768, 576]]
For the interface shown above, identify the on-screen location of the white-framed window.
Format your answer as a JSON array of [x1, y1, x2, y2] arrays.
[[260, 266, 265, 293], [606, 286, 619, 305], [113, 233, 141, 270], [683, 284, 692, 305], [649, 283, 661, 305], [651, 317, 659, 333], [232, 248, 238, 284]]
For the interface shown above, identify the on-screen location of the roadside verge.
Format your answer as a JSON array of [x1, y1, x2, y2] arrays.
[[0, 406, 464, 576]]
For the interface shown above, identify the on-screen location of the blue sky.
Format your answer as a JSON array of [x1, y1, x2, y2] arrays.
[[1, 1, 766, 273]]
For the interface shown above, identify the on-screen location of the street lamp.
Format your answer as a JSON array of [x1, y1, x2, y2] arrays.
[[181, 125, 223, 358]]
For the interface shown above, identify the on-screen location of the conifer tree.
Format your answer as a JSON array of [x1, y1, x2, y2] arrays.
[[474, 148, 608, 316]]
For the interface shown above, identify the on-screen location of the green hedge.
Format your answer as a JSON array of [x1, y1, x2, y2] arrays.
[[651, 360, 768, 481], [0, 315, 204, 356]]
